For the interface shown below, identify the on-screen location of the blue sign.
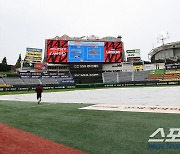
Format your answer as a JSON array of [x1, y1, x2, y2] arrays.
[[68, 41, 104, 62], [26, 48, 42, 52]]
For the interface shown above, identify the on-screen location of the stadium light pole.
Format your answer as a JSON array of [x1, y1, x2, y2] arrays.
[[20, 60, 24, 70], [131, 62, 134, 81]]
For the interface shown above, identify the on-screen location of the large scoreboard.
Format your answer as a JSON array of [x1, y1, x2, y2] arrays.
[[68, 41, 104, 62], [46, 40, 123, 63]]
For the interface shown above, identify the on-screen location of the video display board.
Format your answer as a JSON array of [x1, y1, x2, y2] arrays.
[[47, 40, 68, 63], [68, 41, 104, 62], [104, 42, 123, 63], [46, 40, 123, 63]]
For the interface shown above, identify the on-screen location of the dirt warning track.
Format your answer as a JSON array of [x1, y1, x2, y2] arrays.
[[0, 123, 86, 154]]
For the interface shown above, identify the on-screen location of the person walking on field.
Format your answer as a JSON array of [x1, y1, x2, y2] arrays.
[[35, 84, 43, 104]]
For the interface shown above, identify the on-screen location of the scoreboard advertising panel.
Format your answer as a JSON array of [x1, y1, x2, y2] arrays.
[[47, 40, 68, 63], [46, 40, 123, 63], [104, 42, 123, 63]]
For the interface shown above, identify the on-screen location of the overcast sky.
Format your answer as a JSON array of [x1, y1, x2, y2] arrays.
[[0, 0, 180, 64]]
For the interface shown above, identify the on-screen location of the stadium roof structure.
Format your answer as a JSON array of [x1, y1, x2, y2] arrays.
[[148, 41, 180, 59], [48, 34, 122, 42]]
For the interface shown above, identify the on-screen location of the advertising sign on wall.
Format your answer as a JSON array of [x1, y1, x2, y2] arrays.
[[34, 63, 47, 70], [126, 49, 141, 58], [68, 41, 104, 62], [70, 63, 102, 70], [47, 40, 68, 63], [104, 42, 123, 63], [25, 48, 42, 63], [133, 65, 143, 70], [19, 72, 72, 78], [72, 72, 102, 78], [165, 64, 180, 70]]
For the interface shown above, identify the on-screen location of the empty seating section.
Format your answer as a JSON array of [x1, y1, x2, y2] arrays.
[[134, 71, 149, 81], [148, 74, 163, 80], [40, 78, 59, 85], [163, 73, 180, 81], [1, 72, 75, 86], [0, 78, 11, 88], [148, 69, 164, 81], [103, 72, 118, 83], [103, 71, 147, 83], [0, 78, 5, 84], [3, 70, 180, 86], [118, 72, 132, 82], [21, 78, 41, 85], [2, 77, 74, 86], [3, 77, 24, 85], [103, 71, 160, 83], [148, 72, 180, 81]]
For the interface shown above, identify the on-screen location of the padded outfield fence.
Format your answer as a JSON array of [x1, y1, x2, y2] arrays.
[[1, 80, 180, 91], [76, 80, 180, 88], [0, 84, 75, 91]]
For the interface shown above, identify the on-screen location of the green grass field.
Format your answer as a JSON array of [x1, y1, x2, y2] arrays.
[[0, 100, 180, 154]]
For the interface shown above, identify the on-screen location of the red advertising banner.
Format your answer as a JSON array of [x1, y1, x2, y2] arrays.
[[47, 40, 68, 63], [34, 63, 47, 70], [104, 42, 123, 63]]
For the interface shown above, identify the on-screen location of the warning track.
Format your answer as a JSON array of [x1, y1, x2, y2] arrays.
[[0, 123, 86, 154]]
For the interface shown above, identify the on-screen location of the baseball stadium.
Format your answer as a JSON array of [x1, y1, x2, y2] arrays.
[[1, 35, 180, 154]]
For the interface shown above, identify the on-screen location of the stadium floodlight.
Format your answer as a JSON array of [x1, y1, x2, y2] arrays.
[[20, 60, 24, 70], [157, 32, 169, 46], [131, 62, 134, 81]]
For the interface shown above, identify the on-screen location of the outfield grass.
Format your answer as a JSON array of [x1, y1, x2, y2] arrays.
[[0, 100, 180, 154]]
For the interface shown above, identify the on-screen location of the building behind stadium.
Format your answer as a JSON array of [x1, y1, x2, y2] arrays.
[[148, 41, 180, 63]]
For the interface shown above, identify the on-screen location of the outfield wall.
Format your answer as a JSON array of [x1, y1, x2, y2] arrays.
[[1, 79, 180, 91]]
